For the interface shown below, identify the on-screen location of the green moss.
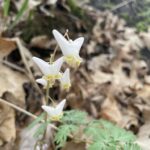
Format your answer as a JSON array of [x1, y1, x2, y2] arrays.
[[66, 0, 84, 18], [136, 22, 148, 32]]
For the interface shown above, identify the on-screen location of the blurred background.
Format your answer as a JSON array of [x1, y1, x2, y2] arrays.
[[0, 0, 150, 149]]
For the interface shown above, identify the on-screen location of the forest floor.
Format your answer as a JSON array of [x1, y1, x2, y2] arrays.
[[0, 0, 150, 150]]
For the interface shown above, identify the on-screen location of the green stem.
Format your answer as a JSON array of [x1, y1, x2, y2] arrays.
[[48, 96, 55, 105], [40, 81, 50, 149], [45, 81, 50, 104]]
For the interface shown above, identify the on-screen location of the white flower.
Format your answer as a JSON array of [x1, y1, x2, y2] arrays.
[[32, 57, 64, 84], [52, 29, 84, 67], [60, 68, 71, 90], [42, 99, 66, 121], [36, 78, 47, 87]]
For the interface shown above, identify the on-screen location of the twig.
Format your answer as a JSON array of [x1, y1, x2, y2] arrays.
[[0, 98, 37, 119], [0, 98, 92, 144], [12, 38, 33, 79], [11, 38, 42, 95], [111, 0, 135, 11], [0, 59, 26, 73], [0, 98, 57, 130]]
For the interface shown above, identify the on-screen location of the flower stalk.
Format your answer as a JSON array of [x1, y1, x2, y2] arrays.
[[32, 29, 84, 149], [41, 80, 50, 147]]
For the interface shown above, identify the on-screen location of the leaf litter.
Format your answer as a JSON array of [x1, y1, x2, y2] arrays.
[[0, 1, 150, 150]]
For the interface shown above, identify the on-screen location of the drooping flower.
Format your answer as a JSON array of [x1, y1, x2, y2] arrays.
[[52, 29, 84, 68], [60, 68, 71, 90], [42, 99, 66, 121], [36, 78, 47, 87], [32, 57, 64, 85]]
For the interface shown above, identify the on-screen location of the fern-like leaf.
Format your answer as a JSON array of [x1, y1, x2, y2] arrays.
[[33, 122, 47, 138], [62, 110, 88, 124], [54, 124, 78, 148], [124, 143, 141, 150], [84, 119, 140, 150], [27, 112, 45, 130]]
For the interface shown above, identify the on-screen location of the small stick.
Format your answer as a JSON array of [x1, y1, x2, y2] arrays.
[[0, 59, 26, 73], [0, 98, 57, 130], [111, 0, 134, 11], [0, 98, 92, 144], [11, 38, 42, 95], [0, 98, 37, 119]]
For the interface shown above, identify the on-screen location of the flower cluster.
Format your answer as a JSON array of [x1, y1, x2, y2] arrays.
[[33, 29, 84, 121]]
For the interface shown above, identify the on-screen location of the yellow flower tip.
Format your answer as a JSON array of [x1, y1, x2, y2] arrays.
[[50, 113, 63, 121], [55, 73, 62, 79], [62, 83, 71, 90], [64, 56, 82, 68], [42, 99, 66, 122], [43, 73, 62, 81]]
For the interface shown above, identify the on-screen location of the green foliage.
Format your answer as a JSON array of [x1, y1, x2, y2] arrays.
[[3, 0, 29, 28], [135, 6, 150, 32], [27, 113, 51, 138], [27, 112, 45, 129], [121, 0, 150, 32], [62, 110, 88, 124], [54, 110, 141, 150], [54, 110, 87, 148], [124, 143, 142, 150], [66, 0, 84, 18], [11, 0, 29, 28], [84, 120, 140, 150], [54, 124, 78, 148], [33, 122, 48, 138], [27, 109, 141, 149], [99, 0, 150, 32], [3, 0, 11, 17]]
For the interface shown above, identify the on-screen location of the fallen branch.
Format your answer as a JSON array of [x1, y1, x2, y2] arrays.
[[0, 98, 92, 144], [0, 98, 57, 130], [111, 0, 135, 11], [0, 59, 26, 73], [0, 98, 37, 119]]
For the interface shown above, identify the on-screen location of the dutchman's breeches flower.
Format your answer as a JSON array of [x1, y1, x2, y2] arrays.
[[42, 99, 66, 121], [52, 29, 84, 68], [32, 56, 64, 86], [60, 68, 71, 90], [36, 78, 48, 88]]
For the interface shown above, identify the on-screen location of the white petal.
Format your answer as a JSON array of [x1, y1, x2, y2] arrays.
[[32, 57, 50, 75], [53, 29, 84, 57], [36, 78, 47, 86], [52, 29, 70, 56], [42, 105, 57, 116], [51, 57, 64, 75], [60, 68, 70, 84], [72, 37, 84, 55], [56, 99, 66, 114]]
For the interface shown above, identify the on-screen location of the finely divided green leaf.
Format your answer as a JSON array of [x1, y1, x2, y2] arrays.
[[27, 112, 45, 130], [85, 119, 140, 150], [33, 122, 47, 138], [88, 141, 106, 150], [62, 110, 87, 124], [54, 124, 78, 148], [124, 143, 142, 150]]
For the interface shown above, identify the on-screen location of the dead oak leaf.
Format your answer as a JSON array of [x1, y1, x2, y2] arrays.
[[0, 38, 16, 59]]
